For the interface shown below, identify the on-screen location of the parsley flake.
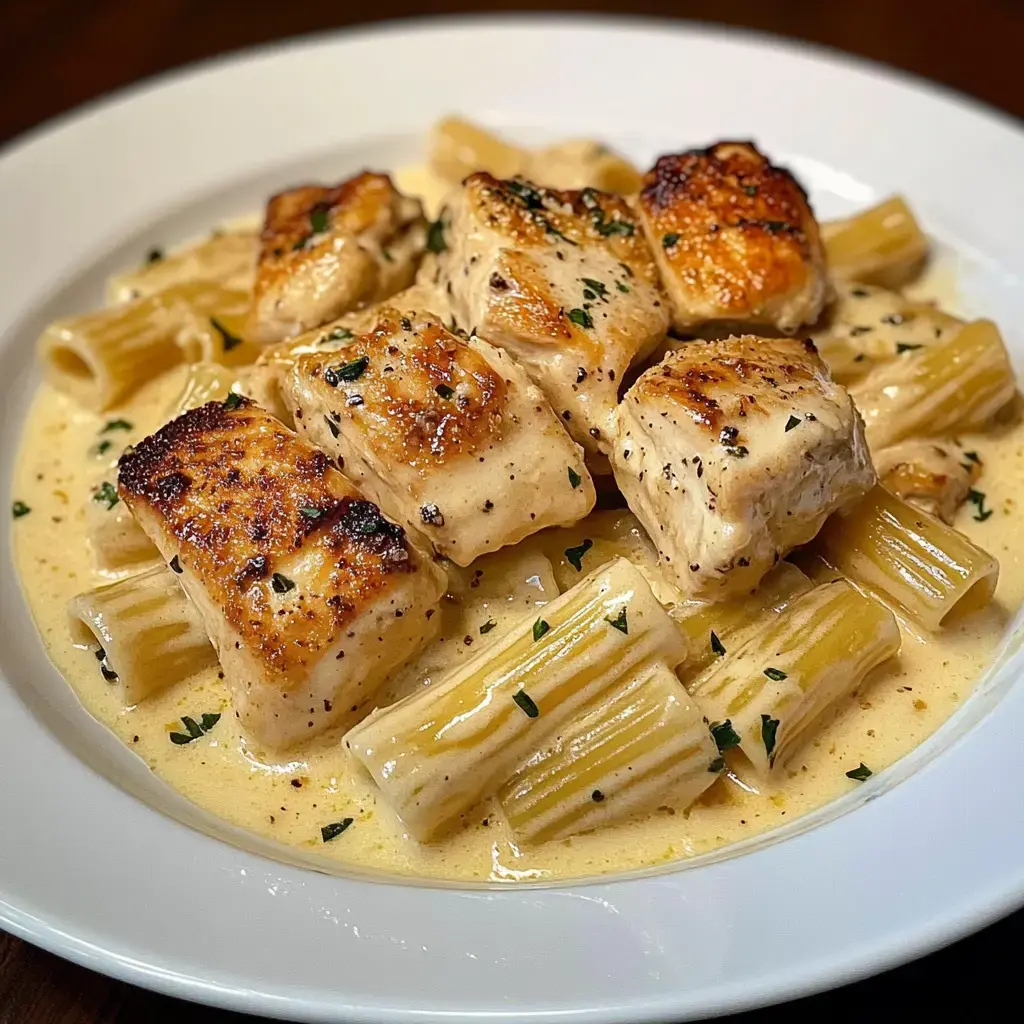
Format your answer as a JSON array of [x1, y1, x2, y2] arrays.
[[11, 500, 30, 519], [846, 762, 873, 782], [710, 630, 726, 656], [785, 415, 801, 432], [968, 489, 994, 522], [564, 538, 593, 571], [321, 818, 354, 842], [169, 711, 221, 745], [93, 482, 119, 510], [605, 607, 628, 634], [102, 418, 133, 433], [662, 232, 681, 248], [761, 714, 780, 766], [725, 445, 749, 458], [764, 667, 788, 681], [325, 326, 354, 343], [211, 317, 243, 351], [479, 619, 497, 635], [310, 207, 331, 234], [146, 248, 163, 263], [710, 719, 741, 753], [896, 342, 923, 354], [580, 278, 608, 299], [567, 466, 582, 490], [435, 383, 455, 400], [300, 507, 325, 521], [169, 555, 183, 574], [532, 618, 550, 642], [426, 219, 447, 253], [223, 391, 244, 411], [91, 439, 113, 457], [325, 356, 369, 386], [708, 756, 726, 773], [513, 690, 540, 718], [568, 307, 593, 330], [271, 572, 296, 594]]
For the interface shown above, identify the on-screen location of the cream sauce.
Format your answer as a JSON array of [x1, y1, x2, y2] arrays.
[[9, 173, 1024, 884]]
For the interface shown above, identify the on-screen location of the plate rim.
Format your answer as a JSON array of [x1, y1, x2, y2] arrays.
[[3, 13, 1024, 1022]]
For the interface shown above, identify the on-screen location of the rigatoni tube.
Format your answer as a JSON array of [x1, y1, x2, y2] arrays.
[[851, 319, 1015, 450], [693, 580, 900, 776], [500, 661, 719, 844], [68, 564, 216, 704], [815, 485, 999, 630], [344, 558, 687, 841], [163, 362, 238, 420]]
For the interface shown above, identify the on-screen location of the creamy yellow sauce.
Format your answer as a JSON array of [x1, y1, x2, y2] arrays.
[[9, 167, 1024, 884]]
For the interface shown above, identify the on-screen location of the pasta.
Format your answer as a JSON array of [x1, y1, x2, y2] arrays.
[[692, 579, 901, 775], [39, 281, 254, 410], [851, 319, 1016, 450], [814, 485, 999, 630], [344, 558, 686, 840], [822, 195, 929, 289], [106, 229, 258, 304], [67, 564, 216, 704], [500, 660, 718, 844], [85, 471, 159, 570], [163, 361, 238, 419]]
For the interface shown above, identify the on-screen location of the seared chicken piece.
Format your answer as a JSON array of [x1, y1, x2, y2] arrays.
[[248, 172, 427, 344], [287, 306, 595, 566], [638, 142, 828, 336], [610, 336, 874, 598], [243, 283, 449, 427], [117, 397, 446, 748], [874, 439, 981, 524], [431, 173, 669, 462]]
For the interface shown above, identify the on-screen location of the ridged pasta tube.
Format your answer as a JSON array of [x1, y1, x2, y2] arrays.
[[85, 480, 159, 570], [68, 564, 216, 704], [344, 557, 687, 840], [500, 661, 719, 844], [851, 319, 1015, 450], [163, 362, 238, 419], [822, 195, 929, 289], [106, 230, 258, 304], [693, 580, 901, 775], [815, 485, 999, 630], [39, 281, 252, 410]]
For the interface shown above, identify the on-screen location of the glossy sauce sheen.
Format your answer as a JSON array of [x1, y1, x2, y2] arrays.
[[9, 170, 1024, 883]]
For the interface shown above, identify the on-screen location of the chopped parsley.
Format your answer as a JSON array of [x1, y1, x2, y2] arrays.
[[321, 818, 355, 842], [708, 756, 726, 774], [580, 278, 608, 300], [967, 488, 994, 521], [785, 415, 801, 432], [761, 714, 780, 766], [102, 418, 133, 433], [324, 326, 354, 343], [532, 618, 550, 642], [426, 218, 447, 253], [169, 712, 221, 745], [567, 307, 593, 330], [479, 619, 497, 635], [325, 416, 340, 438], [211, 317, 244, 351], [169, 555, 183, 574], [616, 280, 630, 293], [710, 719, 741, 753], [564, 538, 593, 571], [963, 450, 981, 465], [710, 630, 726, 656], [596, 218, 633, 237], [271, 572, 296, 594], [309, 206, 331, 234], [846, 763, 873, 782], [434, 383, 455, 400], [567, 466, 582, 490], [91, 439, 113, 457], [763, 667, 788, 681], [146, 248, 163, 263], [896, 342, 923, 354], [513, 689, 540, 718], [325, 356, 369, 386], [223, 391, 244, 411], [605, 607, 628, 634], [93, 482, 119, 510], [300, 507, 325, 521], [662, 232, 680, 248], [725, 445, 749, 458], [11, 500, 30, 519]]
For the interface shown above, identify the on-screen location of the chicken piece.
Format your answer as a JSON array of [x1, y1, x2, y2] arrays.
[[874, 439, 981, 524], [117, 397, 446, 748], [638, 142, 828, 336], [809, 280, 962, 384], [287, 306, 595, 566], [610, 335, 874, 598], [248, 172, 427, 344], [431, 173, 669, 463]]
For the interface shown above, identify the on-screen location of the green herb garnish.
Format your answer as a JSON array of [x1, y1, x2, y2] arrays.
[[169, 711, 221, 745], [271, 573, 296, 594], [479, 619, 497, 635], [325, 326, 354, 343], [321, 818, 354, 842], [513, 689, 540, 718], [435, 383, 455, 400], [146, 248, 163, 263], [567, 466, 582, 490], [426, 219, 447, 253], [300, 507, 325, 521], [708, 756, 726, 773], [580, 278, 607, 299], [93, 482, 119, 510], [310, 207, 330, 234], [211, 317, 244, 351], [764, 667, 788, 681], [169, 555, 183, 574], [846, 763, 873, 782], [968, 488, 994, 522], [325, 356, 369, 386], [102, 418, 133, 433], [616, 280, 630, 293], [564, 538, 593, 571], [710, 720, 741, 753], [532, 618, 550, 642], [761, 714, 780, 766], [896, 342, 923, 354], [91, 439, 113, 457], [662, 232, 680, 248], [11, 501, 30, 519], [567, 307, 593, 330], [725, 445, 749, 458], [710, 630, 726, 656], [785, 415, 801, 432], [223, 391, 244, 411], [605, 607, 628, 634], [325, 416, 340, 438]]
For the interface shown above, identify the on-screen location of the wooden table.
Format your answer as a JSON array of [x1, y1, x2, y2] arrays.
[[1, 2, 1021, 1021]]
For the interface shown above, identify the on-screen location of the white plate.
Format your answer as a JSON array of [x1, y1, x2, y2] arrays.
[[3, 15, 1024, 1022]]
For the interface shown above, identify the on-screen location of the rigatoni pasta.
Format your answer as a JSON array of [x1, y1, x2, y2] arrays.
[[68, 564, 216, 704], [814, 485, 999, 630], [344, 558, 687, 840], [500, 660, 719, 844], [692, 580, 901, 775]]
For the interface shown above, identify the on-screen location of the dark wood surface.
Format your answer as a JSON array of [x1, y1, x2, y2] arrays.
[[1, 2, 1022, 1021]]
